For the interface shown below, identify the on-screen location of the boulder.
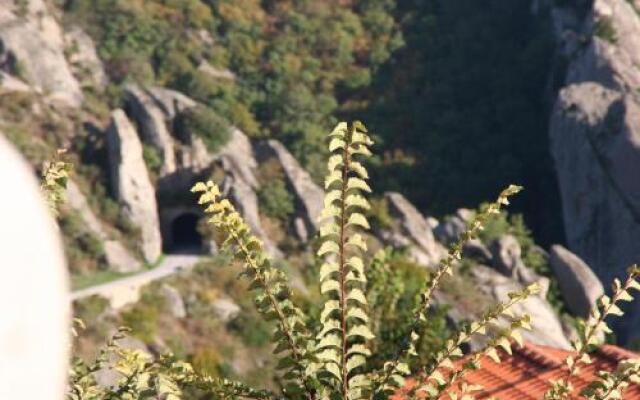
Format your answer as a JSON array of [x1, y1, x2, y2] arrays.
[[382, 192, 446, 267], [490, 235, 550, 298], [549, 245, 604, 318], [160, 284, 186, 318], [124, 85, 177, 175], [0, 134, 69, 400], [462, 239, 492, 264], [106, 109, 162, 263], [254, 140, 324, 240], [212, 297, 241, 322], [472, 265, 571, 349], [0, 0, 82, 107], [434, 208, 474, 244], [64, 27, 107, 89], [66, 181, 141, 273]]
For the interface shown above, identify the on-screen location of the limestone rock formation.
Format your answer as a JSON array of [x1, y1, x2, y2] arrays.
[[146, 86, 196, 120], [549, 0, 640, 343], [64, 27, 107, 89], [472, 265, 571, 349], [0, 0, 82, 107], [254, 140, 324, 240], [66, 181, 141, 273], [433, 208, 474, 244], [549, 245, 605, 318], [490, 235, 549, 298], [106, 109, 162, 263], [124, 85, 177, 175], [160, 284, 186, 318], [381, 192, 446, 267]]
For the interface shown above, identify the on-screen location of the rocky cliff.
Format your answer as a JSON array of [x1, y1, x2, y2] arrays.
[[548, 0, 640, 344]]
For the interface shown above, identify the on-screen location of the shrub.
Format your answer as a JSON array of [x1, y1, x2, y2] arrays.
[[142, 144, 163, 176], [174, 105, 231, 152], [594, 17, 618, 44], [256, 178, 295, 221]]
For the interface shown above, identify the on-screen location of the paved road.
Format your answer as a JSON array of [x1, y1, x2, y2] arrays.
[[70, 254, 201, 308]]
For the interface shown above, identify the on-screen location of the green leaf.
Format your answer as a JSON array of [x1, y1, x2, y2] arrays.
[[346, 289, 368, 305], [347, 213, 370, 230], [346, 355, 366, 373], [324, 190, 342, 208], [318, 241, 340, 256], [318, 319, 342, 338], [347, 177, 372, 193], [345, 271, 366, 283], [349, 161, 369, 179], [349, 145, 372, 157], [319, 205, 340, 221], [486, 348, 501, 363], [346, 234, 367, 252], [347, 344, 372, 357], [320, 223, 339, 238], [328, 155, 343, 172], [346, 257, 365, 274], [321, 300, 341, 322], [347, 325, 375, 340], [325, 170, 343, 189], [321, 279, 340, 295], [329, 138, 346, 152], [324, 362, 342, 382], [345, 194, 370, 210], [330, 122, 348, 138], [346, 307, 369, 322], [320, 262, 339, 281], [317, 333, 341, 350]]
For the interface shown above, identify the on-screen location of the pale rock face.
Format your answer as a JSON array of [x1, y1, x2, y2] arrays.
[[160, 284, 186, 318], [106, 109, 162, 263], [146, 86, 197, 120], [254, 140, 324, 241], [64, 27, 108, 89], [66, 181, 141, 272], [124, 85, 177, 175], [490, 234, 549, 298], [0, 134, 69, 400], [549, 0, 640, 344], [382, 192, 446, 267], [217, 127, 259, 189], [549, 245, 605, 318], [473, 266, 570, 349], [212, 297, 241, 322], [0, 0, 82, 107]]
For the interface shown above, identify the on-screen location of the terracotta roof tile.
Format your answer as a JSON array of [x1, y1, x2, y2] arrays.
[[392, 342, 640, 399]]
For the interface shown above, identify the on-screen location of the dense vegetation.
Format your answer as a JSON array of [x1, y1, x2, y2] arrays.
[[61, 0, 564, 248]]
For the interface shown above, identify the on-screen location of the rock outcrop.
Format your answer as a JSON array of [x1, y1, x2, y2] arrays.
[[254, 140, 324, 241], [472, 265, 571, 349], [433, 208, 474, 245], [124, 85, 177, 175], [490, 235, 550, 298], [66, 181, 141, 272], [64, 27, 107, 89], [160, 284, 186, 318], [549, 245, 604, 318], [381, 192, 446, 267], [106, 109, 162, 263], [0, 0, 82, 107], [549, 0, 640, 343], [212, 297, 241, 322]]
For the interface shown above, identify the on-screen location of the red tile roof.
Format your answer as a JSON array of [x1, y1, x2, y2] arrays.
[[393, 342, 640, 399]]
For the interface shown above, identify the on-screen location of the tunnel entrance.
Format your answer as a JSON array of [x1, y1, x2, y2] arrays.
[[169, 213, 203, 253]]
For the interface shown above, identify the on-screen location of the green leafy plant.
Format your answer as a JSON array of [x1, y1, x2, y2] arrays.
[[66, 122, 640, 400], [41, 149, 72, 216], [257, 179, 295, 221], [174, 105, 231, 152]]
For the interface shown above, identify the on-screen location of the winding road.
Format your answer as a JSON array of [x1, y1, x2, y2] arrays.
[[70, 254, 201, 308]]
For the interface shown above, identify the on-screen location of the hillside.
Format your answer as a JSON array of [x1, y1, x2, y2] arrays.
[[1, 0, 640, 389]]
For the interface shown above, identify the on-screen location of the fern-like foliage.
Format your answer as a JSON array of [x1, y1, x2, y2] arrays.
[[191, 181, 316, 399], [544, 265, 640, 400], [315, 121, 375, 400], [372, 184, 523, 399]]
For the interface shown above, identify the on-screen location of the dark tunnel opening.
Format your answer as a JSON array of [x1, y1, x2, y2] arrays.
[[169, 213, 203, 253]]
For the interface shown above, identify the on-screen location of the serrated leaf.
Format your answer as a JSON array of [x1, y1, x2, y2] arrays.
[[319, 205, 341, 222], [320, 223, 339, 238], [430, 370, 446, 385], [324, 190, 342, 208], [320, 300, 341, 322], [329, 138, 346, 152], [347, 177, 372, 193], [347, 325, 374, 340], [330, 122, 348, 137], [346, 288, 368, 305], [328, 154, 343, 172], [496, 337, 512, 355], [347, 213, 370, 230], [618, 290, 634, 302], [346, 355, 366, 373], [321, 279, 340, 295], [346, 234, 367, 252], [349, 161, 369, 179], [346, 307, 369, 322], [345, 270, 366, 283], [320, 262, 339, 281], [317, 333, 342, 350], [345, 194, 370, 210], [348, 344, 372, 357], [318, 241, 340, 256], [318, 319, 341, 338], [346, 257, 365, 273], [325, 170, 343, 189]]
